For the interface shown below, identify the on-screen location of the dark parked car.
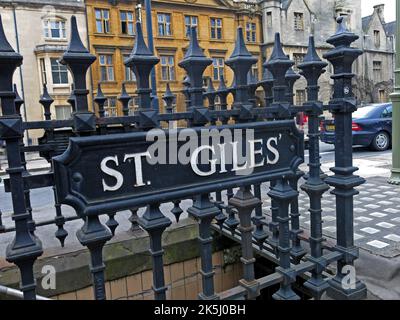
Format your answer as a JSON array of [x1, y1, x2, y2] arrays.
[[321, 103, 392, 151]]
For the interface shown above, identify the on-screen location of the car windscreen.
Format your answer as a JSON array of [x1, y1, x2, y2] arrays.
[[352, 106, 380, 119]]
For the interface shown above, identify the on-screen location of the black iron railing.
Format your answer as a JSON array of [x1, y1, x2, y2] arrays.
[[0, 14, 366, 301]]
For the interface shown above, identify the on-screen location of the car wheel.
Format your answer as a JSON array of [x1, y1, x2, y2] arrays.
[[370, 131, 390, 151]]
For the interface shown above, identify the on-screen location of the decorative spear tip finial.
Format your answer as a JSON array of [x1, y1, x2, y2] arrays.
[[131, 22, 153, 57], [40, 83, 53, 103], [14, 84, 23, 101], [228, 26, 255, 62], [303, 36, 324, 63], [184, 27, 206, 59], [163, 83, 175, 100], [0, 15, 17, 53], [269, 33, 289, 61], [66, 15, 89, 54]]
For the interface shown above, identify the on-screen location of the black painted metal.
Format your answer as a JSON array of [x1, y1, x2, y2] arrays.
[[0, 13, 366, 301], [323, 17, 367, 300]]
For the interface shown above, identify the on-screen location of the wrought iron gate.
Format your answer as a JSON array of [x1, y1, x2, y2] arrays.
[[0, 14, 366, 300]]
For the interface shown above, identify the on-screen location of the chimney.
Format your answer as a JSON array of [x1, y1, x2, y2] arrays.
[[374, 4, 385, 23]]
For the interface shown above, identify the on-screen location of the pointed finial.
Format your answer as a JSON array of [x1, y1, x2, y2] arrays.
[[229, 27, 254, 59], [39, 84, 53, 120], [326, 16, 359, 47], [269, 33, 291, 62], [303, 36, 322, 63], [129, 22, 153, 57], [163, 83, 175, 100], [184, 27, 206, 59], [96, 83, 105, 99], [119, 83, 131, 116], [66, 16, 89, 54], [119, 83, 130, 99], [40, 84, 53, 103], [95, 83, 107, 118], [0, 15, 16, 53], [14, 84, 23, 103], [336, 16, 348, 34], [0, 15, 23, 92], [14, 84, 24, 116]]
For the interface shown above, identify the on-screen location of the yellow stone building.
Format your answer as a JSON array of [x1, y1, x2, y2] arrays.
[[85, 0, 263, 116]]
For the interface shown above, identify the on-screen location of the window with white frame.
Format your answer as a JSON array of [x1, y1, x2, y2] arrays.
[[50, 58, 68, 84], [55, 105, 72, 120], [99, 54, 114, 82], [104, 97, 117, 117], [246, 22, 256, 42], [185, 16, 198, 37], [157, 13, 172, 36], [160, 55, 175, 81], [43, 19, 66, 39], [40, 58, 47, 85], [210, 18, 223, 40], [95, 8, 110, 34], [212, 57, 224, 81], [120, 11, 134, 35]]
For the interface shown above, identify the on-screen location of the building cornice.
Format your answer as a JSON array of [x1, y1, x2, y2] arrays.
[[0, 0, 85, 12]]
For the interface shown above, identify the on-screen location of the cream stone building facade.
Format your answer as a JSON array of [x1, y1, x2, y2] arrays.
[[0, 0, 88, 144]]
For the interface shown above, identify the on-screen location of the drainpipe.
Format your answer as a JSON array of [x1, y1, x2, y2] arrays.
[[389, 0, 400, 185], [12, 5, 30, 144]]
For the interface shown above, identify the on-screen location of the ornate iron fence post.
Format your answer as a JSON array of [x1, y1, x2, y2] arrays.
[[298, 36, 330, 299], [229, 186, 261, 299], [39, 84, 53, 121], [259, 68, 274, 108], [95, 83, 106, 118], [162, 83, 175, 114], [119, 83, 131, 117], [125, 22, 160, 129], [285, 65, 305, 262], [268, 178, 299, 300], [179, 27, 212, 126], [0, 15, 43, 300], [323, 17, 366, 300], [139, 204, 172, 300], [15, 85, 35, 234], [188, 194, 220, 300], [182, 75, 191, 111], [264, 34, 295, 255], [61, 16, 112, 300], [226, 28, 257, 121]]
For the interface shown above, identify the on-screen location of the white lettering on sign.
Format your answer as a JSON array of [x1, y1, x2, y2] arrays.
[[124, 152, 151, 187], [266, 137, 280, 165], [99, 136, 283, 192], [101, 156, 124, 192]]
